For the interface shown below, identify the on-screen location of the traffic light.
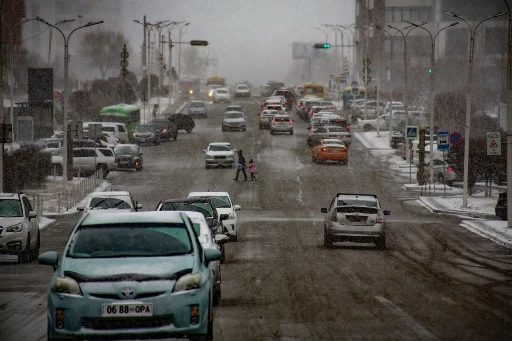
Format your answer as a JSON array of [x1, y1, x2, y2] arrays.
[[314, 43, 331, 48], [190, 40, 208, 46], [427, 67, 433, 73]]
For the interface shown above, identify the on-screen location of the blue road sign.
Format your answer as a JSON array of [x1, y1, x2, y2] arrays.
[[351, 87, 359, 95], [406, 126, 419, 139], [437, 130, 450, 151]]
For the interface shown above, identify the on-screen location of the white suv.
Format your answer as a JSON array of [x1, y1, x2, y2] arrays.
[[213, 88, 231, 103], [188, 191, 241, 241], [234, 84, 251, 97], [0, 193, 40, 262], [51, 147, 116, 176]]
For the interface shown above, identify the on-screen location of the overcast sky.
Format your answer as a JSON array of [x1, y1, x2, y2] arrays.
[[121, 0, 355, 86]]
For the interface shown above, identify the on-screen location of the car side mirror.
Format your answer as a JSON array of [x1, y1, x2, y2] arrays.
[[39, 251, 59, 270], [234, 205, 241, 211], [203, 248, 222, 266], [135, 203, 142, 211], [220, 214, 229, 221], [383, 210, 390, 215], [320, 208, 328, 213], [28, 211, 37, 220]]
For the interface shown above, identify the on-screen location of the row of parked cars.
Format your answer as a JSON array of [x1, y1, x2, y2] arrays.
[[38, 188, 241, 340]]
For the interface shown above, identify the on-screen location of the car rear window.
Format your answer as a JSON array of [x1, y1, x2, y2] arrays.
[[88, 197, 131, 210], [209, 145, 231, 152], [69, 224, 192, 258], [159, 202, 214, 218], [336, 206, 378, 214], [336, 199, 378, 208], [274, 115, 290, 121]]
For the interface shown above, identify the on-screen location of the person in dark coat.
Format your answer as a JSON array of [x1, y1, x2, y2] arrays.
[[234, 150, 248, 181]]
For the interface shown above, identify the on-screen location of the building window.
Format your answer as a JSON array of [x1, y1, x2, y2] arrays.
[[385, 9, 393, 22], [385, 6, 432, 23]]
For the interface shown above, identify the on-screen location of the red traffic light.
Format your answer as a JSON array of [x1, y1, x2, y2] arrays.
[[190, 40, 208, 46]]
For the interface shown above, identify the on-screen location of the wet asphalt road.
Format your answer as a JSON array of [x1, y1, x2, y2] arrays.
[[1, 97, 512, 340]]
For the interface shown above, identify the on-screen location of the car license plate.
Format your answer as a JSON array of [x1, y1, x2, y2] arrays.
[[140, 138, 146, 143], [101, 303, 153, 317]]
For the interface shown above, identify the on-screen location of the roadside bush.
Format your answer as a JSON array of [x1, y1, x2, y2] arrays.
[[3, 146, 52, 192]]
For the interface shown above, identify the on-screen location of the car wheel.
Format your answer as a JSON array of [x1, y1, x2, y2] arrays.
[[19, 235, 31, 263], [270, 130, 275, 135], [312, 156, 317, 163], [363, 124, 373, 131], [243, 128, 246, 131], [375, 236, 386, 250], [290, 130, 293, 135], [136, 165, 143, 171], [205, 164, 210, 169], [231, 233, 238, 242], [323, 229, 333, 248]]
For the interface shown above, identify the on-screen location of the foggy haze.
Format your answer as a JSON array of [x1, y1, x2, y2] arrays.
[[121, 0, 355, 86]]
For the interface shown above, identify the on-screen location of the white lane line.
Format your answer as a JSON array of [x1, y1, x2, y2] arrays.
[[375, 295, 439, 340]]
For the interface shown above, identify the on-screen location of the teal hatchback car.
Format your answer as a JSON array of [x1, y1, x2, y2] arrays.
[[39, 211, 221, 341]]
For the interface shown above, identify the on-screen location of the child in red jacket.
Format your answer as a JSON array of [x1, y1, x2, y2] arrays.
[[247, 159, 257, 181]]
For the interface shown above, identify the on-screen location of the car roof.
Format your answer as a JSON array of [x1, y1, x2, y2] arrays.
[[0, 193, 22, 199], [80, 211, 186, 226], [88, 191, 131, 197], [189, 191, 230, 198], [209, 142, 231, 146]]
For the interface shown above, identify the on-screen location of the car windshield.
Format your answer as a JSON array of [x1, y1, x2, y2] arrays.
[[160, 202, 214, 218], [0, 199, 23, 217], [88, 197, 132, 210], [203, 196, 231, 208], [68, 224, 192, 258], [114, 145, 138, 154], [209, 144, 232, 152], [225, 112, 244, 119], [190, 102, 205, 108], [136, 125, 155, 132], [217, 89, 228, 94]]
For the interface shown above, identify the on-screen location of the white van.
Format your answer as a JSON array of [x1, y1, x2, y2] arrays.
[[83, 122, 129, 143]]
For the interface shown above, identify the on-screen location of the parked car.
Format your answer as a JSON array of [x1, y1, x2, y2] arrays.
[[357, 113, 389, 131], [33, 138, 63, 153], [204, 142, 236, 169], [213, 87, 231, 103], [424, 159, 462, 186], [188, 191, 241, 241], [113, 143, 143, 171], [83, 122, 129, 143], [270, 114, 293, 135], [321, 193, 390, 249], [495, 191, 507, 220], [188, 100, 208, 118], [51, 147, 116, 177], [183, 211, 230, 305], [168, 113, 195, 133], [0, 193, 40, 263], [152, 117, 178, 141], [222, 111, 247, 131], [39, 211, 221, 341], [77, 191, 142, 213]]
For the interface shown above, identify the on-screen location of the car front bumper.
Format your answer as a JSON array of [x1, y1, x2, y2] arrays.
[[0, 231, 27, 254], [47, 284, 211, 340]]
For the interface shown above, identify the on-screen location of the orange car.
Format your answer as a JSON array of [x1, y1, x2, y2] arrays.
[[312, 139, 348, 165]]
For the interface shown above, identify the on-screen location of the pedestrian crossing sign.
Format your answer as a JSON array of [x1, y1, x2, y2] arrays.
[[406, 126, 419, 139]]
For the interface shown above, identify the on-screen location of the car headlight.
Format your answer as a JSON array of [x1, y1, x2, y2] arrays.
[[6, 223, 23, 232], [189, 90, 193, 94], [133, 133, 137, 137], [173, 272, 201, 292], [206, 154, 214, 160], [54, 276, 82, 295]]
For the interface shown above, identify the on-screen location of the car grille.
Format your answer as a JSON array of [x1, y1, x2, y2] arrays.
[[214, 156, 227, 159], [83, 315, 173, 330], [89, 292, 164, 300]]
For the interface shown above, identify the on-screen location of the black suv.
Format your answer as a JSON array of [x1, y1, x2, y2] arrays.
[[168, 113, 195, 133], [272, 89, 295, 110], [495, 191, 507, 220]]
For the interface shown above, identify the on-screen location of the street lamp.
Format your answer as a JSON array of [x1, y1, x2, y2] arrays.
[[35, 16, 103, 185], [178, 22, 190, 79], [314, 26, 329, 43], [388, 23, 424, 166], [337, 25, 357, 83], [165, 21, 185, 103], [404, 20, 459, 185], [443, 10, 507, 208], [48, 19, 75, 66]]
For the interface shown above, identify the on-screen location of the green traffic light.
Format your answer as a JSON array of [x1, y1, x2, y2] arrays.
[[428, 68, 432, 73], [324, 43, 331, 48]]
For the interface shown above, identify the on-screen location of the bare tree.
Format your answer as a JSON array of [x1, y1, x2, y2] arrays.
[[80, 30, 129, 79]]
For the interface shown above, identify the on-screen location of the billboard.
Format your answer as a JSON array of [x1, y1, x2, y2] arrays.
[[28, 68, 53, 104]]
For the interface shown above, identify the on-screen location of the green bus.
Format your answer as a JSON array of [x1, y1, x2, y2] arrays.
[[100, 104, 141, 135]]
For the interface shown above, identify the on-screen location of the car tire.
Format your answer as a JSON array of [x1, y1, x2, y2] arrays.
[[19, 235, 31, 263], [270, 130, 275, 135], [243, 127, 246, 132], [323, 229, 333, 248], [312, 156, 317, 163], [290, 130, 293, 135], [222, 127, 226, 132], [205, 164, 210, 169], [100, 164, 109, 178], [136, 165, 143, 171], [375, 236, 386, 250]]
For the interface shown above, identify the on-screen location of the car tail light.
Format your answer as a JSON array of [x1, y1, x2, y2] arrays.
[[447, 166, 454, 172], [346, 124, 351, 129], [289, 119, 293, 124], [260, 116, 264, 120], [321, 148, 326, 152], [377, 211, 384, 223]]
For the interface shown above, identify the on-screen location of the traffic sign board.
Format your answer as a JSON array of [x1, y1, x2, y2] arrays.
[[449, 131, 462, 145], [486, 132, 501, 155], [437, 130, 450, 151], [406, 126, 419, 139], [351, 87, 359, 96]]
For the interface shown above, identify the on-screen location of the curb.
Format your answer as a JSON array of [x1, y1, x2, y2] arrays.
[[460, 220, 512, 249], [418, 196, 498, 219]]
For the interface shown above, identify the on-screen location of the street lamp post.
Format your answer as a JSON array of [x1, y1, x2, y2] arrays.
[[178, 22, 190, 79], [48, 19, 75, 66], [338, 25, 356, 83], [404, 20, 459, 184], [36, 17, 103, 185], [388, 23, 423, 165], [164, 21, 184, 104], [443, 10, 507, 208]]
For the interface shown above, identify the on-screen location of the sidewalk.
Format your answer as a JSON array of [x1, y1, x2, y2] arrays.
[[354, 130, 512, 249]]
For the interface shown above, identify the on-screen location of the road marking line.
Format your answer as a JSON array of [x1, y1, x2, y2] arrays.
[[375, 295, 438, 340]]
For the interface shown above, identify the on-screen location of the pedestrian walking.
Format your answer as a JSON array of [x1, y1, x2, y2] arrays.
[[247, 159, 257, 181], [233, 150, 248, 181]]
